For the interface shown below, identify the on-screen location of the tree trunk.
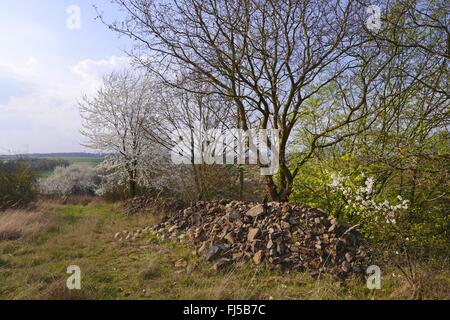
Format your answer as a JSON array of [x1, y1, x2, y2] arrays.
[[263, 131, 293, 202], [264, 173, 292, 203], [191, 164, 203, 201], [129, 178, 137, 198], [238, 166, 244, 200], [128, 164, 138, 198]]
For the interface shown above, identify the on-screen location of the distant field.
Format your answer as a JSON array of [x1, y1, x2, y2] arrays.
[[34, 170, 54, 178], [36, 157, 103, 177], [0, 153, 104, 177], [40, 157, 103, 178], [37, 156, 103, 166]]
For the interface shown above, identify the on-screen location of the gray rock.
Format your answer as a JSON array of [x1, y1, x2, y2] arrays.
[[228, 210, 242, 222], [206, 245, 222, 261], [151, 200, 369, 279], [345, 252, 354, 262], [246, 204, 264, 218]]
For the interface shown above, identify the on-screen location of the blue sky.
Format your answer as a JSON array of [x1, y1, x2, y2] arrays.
[[0, 0, 134, 153]]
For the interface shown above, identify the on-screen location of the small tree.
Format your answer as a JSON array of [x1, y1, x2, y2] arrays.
[[95, 146, 178, 199], [80, 71, 157, 197], [327, 172, 427, 297], [0, 162, 36, 211], [39, 164, 100, 196]]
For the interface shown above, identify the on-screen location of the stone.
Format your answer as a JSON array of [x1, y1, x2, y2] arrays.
[[280, 221, 290, 229], [251, 240, 264, 252], [206, 245, 222, 261], [150, 200, 369, 279], [224, 232, 235, 244], [232, 251, 244, 260], [247, 227, 261, 242], [228, 210, 242, 222], [288, 217, 299, 225], [341, 261, 351, 273], [253, 250, 264, 265], [246, 204, 264, 218], [345, 252, 354, 263], [329, 217, 338, 225]]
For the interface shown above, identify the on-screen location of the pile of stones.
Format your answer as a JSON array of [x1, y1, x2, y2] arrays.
[[122, 196, 184, 215], [146, 200, 370, 279]]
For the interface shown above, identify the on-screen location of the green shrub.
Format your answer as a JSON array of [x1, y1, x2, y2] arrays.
[[0, 162, 37, 211]]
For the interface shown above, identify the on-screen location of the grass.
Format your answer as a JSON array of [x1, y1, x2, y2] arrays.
[[48, 157, 103, 166], [0, 155, 104, 177], [34, 170, 53, 178], [34, 156, 103, 177], [0, 210, 57, 241], [0, 200, 448, 300]]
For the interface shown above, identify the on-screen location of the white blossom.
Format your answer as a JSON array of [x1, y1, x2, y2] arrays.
[[40, 164, 100, 196], [328, 172, 409, 226]]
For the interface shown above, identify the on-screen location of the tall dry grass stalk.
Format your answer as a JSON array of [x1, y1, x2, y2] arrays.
[[0, 210, 55, 240]]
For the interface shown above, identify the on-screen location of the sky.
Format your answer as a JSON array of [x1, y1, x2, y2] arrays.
[[0, 0, 134, 154]]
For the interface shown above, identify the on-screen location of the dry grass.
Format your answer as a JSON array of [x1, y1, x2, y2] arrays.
[[140, 262, 161, 280], [32, 281, 92, 300], [0, 210, 56, 240], [37, 195, 103, 206]]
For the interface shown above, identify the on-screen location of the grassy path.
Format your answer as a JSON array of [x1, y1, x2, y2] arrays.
[[0, 201, 446, 299]]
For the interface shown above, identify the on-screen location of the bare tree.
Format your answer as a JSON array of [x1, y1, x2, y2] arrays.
[[372, 0, 449, 100], [79, 71, 157, 197], [99, 0, 402, 201], [144, 78, 238, 200]]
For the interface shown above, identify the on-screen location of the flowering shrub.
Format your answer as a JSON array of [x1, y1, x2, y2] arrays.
[[328, 172, 409, 237], [328, 172, 437, 292], [94, 151, 181, 199], [39, 164, 100, 196], [0, 163, 37, 211]]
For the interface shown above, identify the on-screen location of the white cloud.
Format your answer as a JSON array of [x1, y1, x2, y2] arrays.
[[0, 55, 39, 80], [70, 55, 132, 91], [0, 55, 132, 153]]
